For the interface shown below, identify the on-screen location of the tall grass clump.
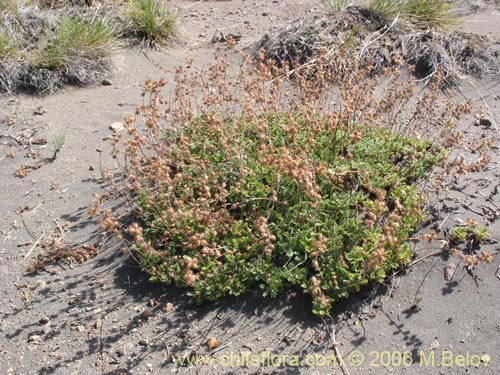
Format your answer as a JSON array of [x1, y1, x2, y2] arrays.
[[91, 52, 471, 315], [368, 0, 457, 29], [35, 15, 118, 68], [0, 12, 24, 92], [18, 15, 119, 93], [368, 0, 403, 21], [323, 0, 351, 12], [0, 28, 21, 59], [125, 0, 178, 48], [0, 0, 18, 14], [403, 0, 457, 29], [0, 4, 121, 94], [0, 0, 20, 58]]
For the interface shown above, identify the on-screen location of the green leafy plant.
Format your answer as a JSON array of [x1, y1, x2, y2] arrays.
[[136, 115, 443, 315], [449, 226, 468, 242], [125, 0, 178, 48], [92, 53, 470, 315], [323, 0, 351, 12], [472, 226, 490, 243], [448, 223, 492, 269], [450, 224, 490, 245]]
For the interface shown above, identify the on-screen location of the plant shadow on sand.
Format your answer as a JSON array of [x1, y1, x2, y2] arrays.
[[15, 241, 396, 374], [0, 152, 429, 373], [16, 217, 498, 375], [11, 196, 460, 375]]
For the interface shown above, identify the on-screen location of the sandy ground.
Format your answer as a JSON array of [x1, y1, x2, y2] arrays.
[[1, 1, 500, 374]]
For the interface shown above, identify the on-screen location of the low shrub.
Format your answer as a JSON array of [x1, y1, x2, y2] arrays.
[[92, 53, 470, 315], [133, 116, 443, 315]]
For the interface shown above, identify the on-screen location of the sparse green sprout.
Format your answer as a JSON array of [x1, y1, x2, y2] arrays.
[[411, 296, 423, 309], [125, 0, 179, 48], [52, 134, 65, 158]]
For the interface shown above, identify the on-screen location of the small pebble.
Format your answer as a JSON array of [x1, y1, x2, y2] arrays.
[[28, 334, 41, 343], [109, 122, 125, 132], [479, 118, 492, 127]]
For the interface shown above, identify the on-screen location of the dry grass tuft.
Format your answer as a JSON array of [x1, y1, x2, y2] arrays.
[[405, 31, 500, 85], [250, 6, 500, 86]]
